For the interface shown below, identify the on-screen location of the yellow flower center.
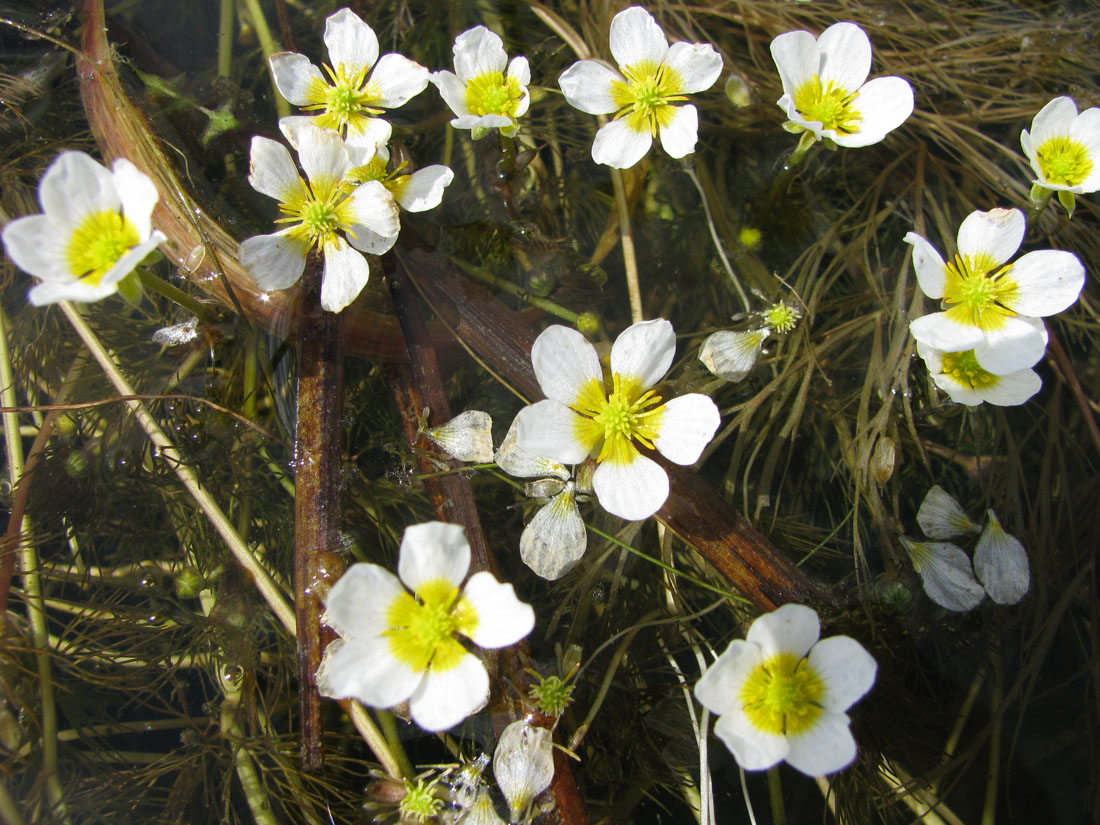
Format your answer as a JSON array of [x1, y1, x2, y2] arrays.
[[571, 373, 666, 466], [940, 252, 1020, 332], [65, 209, 142, 285], [939, 350, 998, 390], [465, 70, 525, 118], [741, 652, 825, 736], [792, 75, 862, 135], [610, 59, 687, 136], [1035, 136, 1093, 187], [277, 176, 357, 252], [305, 63, 383, 136], [385, 578, 479, 672]]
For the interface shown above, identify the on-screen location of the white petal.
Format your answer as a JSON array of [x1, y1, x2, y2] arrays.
[[238, 230, 307, 291], [899, 536, 985, 612], [1004, 250, 1085, 317], [248, 136, 302, 203], [345, 178, 400, 237], [558, 60, 621, 115], [408, 654, 489, 731], [277, 115, 318, 150], [658, 105, 699, 158], [508, 55, 531, 87], [816, 22, 871, 91], [972, 315, 1047, 374], [745, 603, 819, 660], [784, 711, 857, 776], [324, 8, 378, 74], [904, 231, 947, 299], [316, 636, 421, 708], [808, 636, 877, 712], [431, 69, 471, 117], [592, 453, 669, 521], [452, 26, 508, 80], [494, 721, 555, 820], [609, 6, 668, 70], [427, 410, 494, 462], [909, 312, 985, 353], [494, 415, 571, 481], [346, 227, 398, 256], [769, 30, 819, 97], [712, 703, 789, 771], [591, 119, 652, 169], [111, 158, 159, 240], [531, 324, 604, 404], [835, 76, 913, 148], [2, 214, 66, 281], [694, 639, 758, 718], [653, 394, 720, 465], [85, 233, 164, 290], [515, 400, 592, 465], [698, 329, 768, 381], [917, 486, 980, 539], [977, 368, 1042, 407], [451, 113, 512, 130], [320, 237, 371, 313], [344, 117, 393, 149], [399, 521, 471, 592], [394, 165, 453, 212], [664, 42, 722, 94], [973, 511, 1029, 605], [27, 278, 116, 306], [370, 53, 429, 108], [461, 571, 535, 647], [297, 125, 350, 189], [1027, 96, 1078, 147], [39, 151, 118, 230], [323, 563, 405, 639], [956, 208, 1024, 267], [520, 486, 587, 580], [269, 52, 325, 107], [610, 318, 675, 387]]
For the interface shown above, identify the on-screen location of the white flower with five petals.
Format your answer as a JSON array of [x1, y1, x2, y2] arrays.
[[431, 26, 531, 138], [917, 340, 1043, 407], [694, 604, 877, 776], [769, 22, 913, 147], [557, 6, 723, 168], [269, 7, 429, 148], [515, 319, 720, 521], [2, 151, 166, 306], [907, 208, 1084, 375], [317, 521, 534, 732], [1021, 97, 1100, 195], [239, 124, 399, 313]]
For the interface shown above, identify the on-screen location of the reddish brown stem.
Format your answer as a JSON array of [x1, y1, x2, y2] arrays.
[[293, 261, 345, 770]]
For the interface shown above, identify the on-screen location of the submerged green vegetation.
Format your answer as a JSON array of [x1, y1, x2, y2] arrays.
[[1, 0, 1098, 823]]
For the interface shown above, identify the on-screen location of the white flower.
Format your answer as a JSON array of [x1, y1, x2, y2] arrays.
[[493, 720, 555, 821], [906, 208, 1085, 375], [973, 511, 1029, 606], [496, 416, 587, 580], [557, 6, 723, 168], [426, 410, 494, 463], [899, 536, 985, 612], [431, 26, 530, 138], [238, 124, 399, 313], [515, 320, 721, 521], [317, 521, 534, 732], [769, 22, 913, 147], [2, 151, 166, 306], [269, 7, 429, 148], [917, 340, 1043, 407], [916, 486, 981, 540], [1021, 97, 1100, 194], [698, 328, 769, 382], [694, 604, 877, 776]]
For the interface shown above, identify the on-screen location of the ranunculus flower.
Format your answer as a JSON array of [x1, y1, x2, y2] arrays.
[[431, 26, 530, 138]]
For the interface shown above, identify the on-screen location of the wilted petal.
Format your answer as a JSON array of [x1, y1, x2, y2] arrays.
[[699, 329, 769, 381], [973, 510, 1029, 605], [917, 486, 980, 539], [899, 536, 984, 611], [494, 721, 555, 821], [427, 410, 494, 462], [520, 485, 587, 580]]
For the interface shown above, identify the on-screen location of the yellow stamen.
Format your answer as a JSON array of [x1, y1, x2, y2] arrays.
[[610, 59, 687, 136], [940, 252, 1020, 332], [385, 578, 479, 672], [741, 653, 825, 736], [65, 210, 141, 285], [792, 75, 862, 135]]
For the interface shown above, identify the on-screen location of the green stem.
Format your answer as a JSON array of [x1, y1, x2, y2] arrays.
[[682, 160, 750, 313], [610, 167, 644, 323], [240, 0, 290, 118], [377, 709, 416, 779], [136, 265, 219, 324], [447, 255, 581, 325], [0, 781, 27, 825], [0, 309, 71, 824], [1026, 185, 1053, 230], [217, 0, 235, 79], [762, 131, 818, 211], [767, 767, 787, 825]]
